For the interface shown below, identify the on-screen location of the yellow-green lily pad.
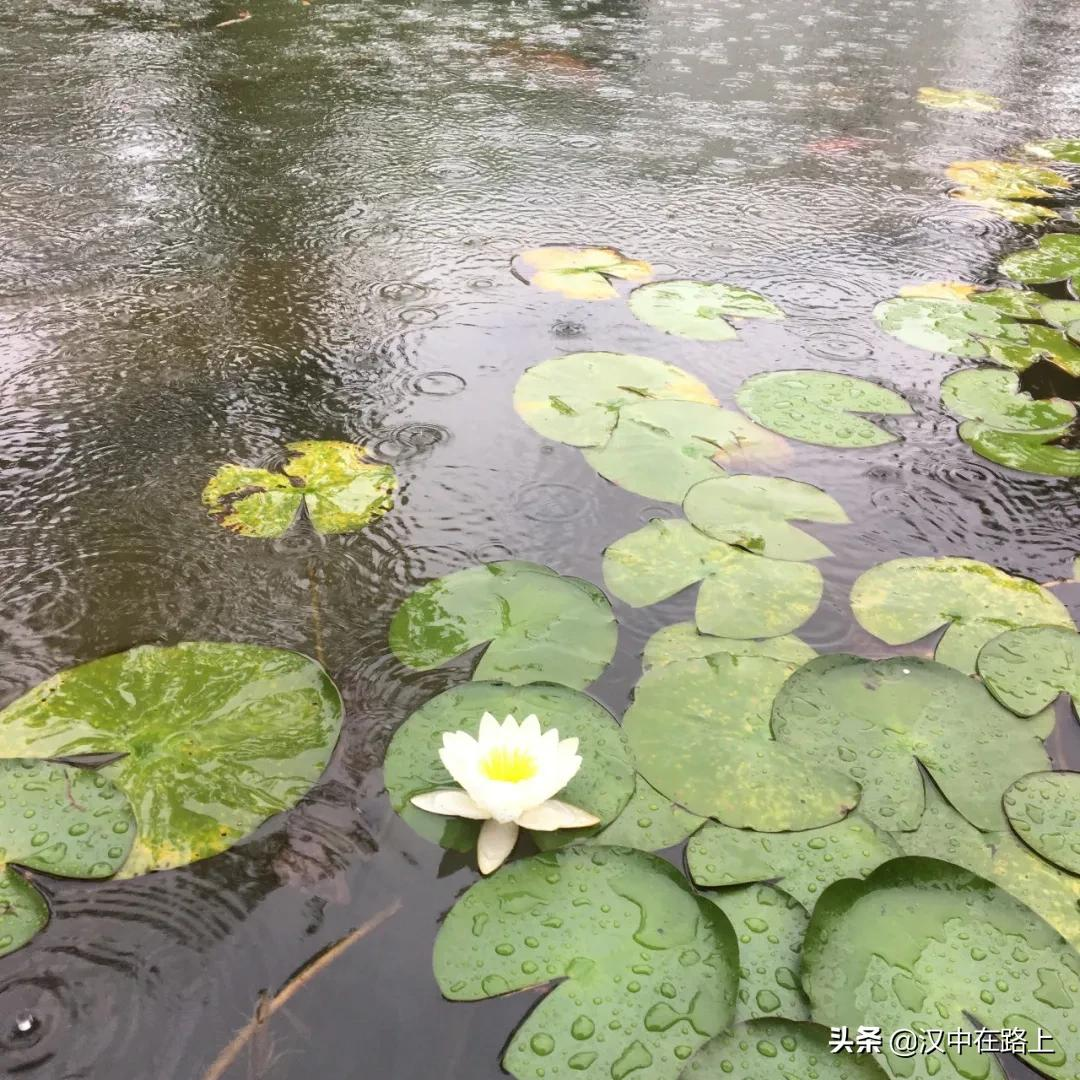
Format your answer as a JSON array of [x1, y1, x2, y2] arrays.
[[582, 774, 704, 852], [1026, 138, 1080, 165], [941, 369, 1076, 432], [629, 280, 784, 341], [641, 622, 816, 672], [512, 245, 653, 300], [959, 422, 1080, 478], [1001, 234, 1080, 285], [918, 87, 1002, 112], [945, 159, 1070, 199]]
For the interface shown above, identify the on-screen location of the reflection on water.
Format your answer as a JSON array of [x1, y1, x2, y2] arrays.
[[1, 0, 1078, 1074]]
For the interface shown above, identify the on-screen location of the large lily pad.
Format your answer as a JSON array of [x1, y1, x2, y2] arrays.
[[1001, 235, 1080, 285], [1027, 139, 1080, 165], [602, 519, 824, 639], [623, 654, 858, 830], [950, 192, 1060, 223], [771, 655, 1052, 831], [687, 813, 902, 912], [0, 759, 136, 956], [941, 369, 1076, 432], [388, 561, 617, 689], [581, 399, 789, 504], [629, 280, 784, 341], [850, 556, 1073, 673], [641, 622, 816, 672], [873, 297, 1031, 359], [0, 644, 342, 876], [978, 625, 1080, 717], [683, 475, 848, 561], [680, 1020, 889, 1079], [383, 681, 634, 852], [898, 283, 1044, 316], [802, 857, 1080, 1080], [203, 440, 396, 537], [1004, 773, 1080, 877], [583, 774, 704, 852], [918, 86, 1001, 111], [959, 422, 1080, 478], [513, 352, 716, 448], [945, 159, 1070, 199], [701, 887, 810, 1023], [735, 370, 912, 448], [512, 245, 653, 301], [434, 846, 739, 1080]]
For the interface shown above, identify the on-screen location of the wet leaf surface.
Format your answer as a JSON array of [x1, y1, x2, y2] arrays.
[[512, 245, 653, 300], [582, 774, 703, 852], [959, 422, 1080, 478], [1027, 138, 1080, 165], [941, 369, 1076, 432], [917, 86, 1001, 111], [950, 191, 1060, 223], [945, 159, 1070, 199], [1001, 234, 1080, 285], [641, 622, 816, 672], [978, 625, 1080, 717], [1004, 773, 1080, 877], [873, 296, 1032, 359], [629, 280, 784, 340]]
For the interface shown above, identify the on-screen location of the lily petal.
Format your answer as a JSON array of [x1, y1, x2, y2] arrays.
[[478, 712, 500, 744], [411, 789, 490, 820], [477, 819, 519, 874], [520, 714, 541, 740], [517, 799, 601, 832]]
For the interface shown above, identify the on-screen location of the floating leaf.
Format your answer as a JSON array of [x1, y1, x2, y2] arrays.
[[941, 369, 1076, 432], [687, 814, 902, 912], [979, 625, 1080, 717], [641, 622, 816, 672], [950, 191, 1060, 223], [899, 283, 1044, 317], [802, 857, 1080, 1080], [203, 440, 396, 538], [384, 681, 634, 852], [1003, 773, 1080, 877], [0, 759, 135, 956], [434, 846, 739, 1080], [1001, 233, 1080, 285], [735, 371, 912, 448], [0, 644, 342, 876], [683, 475, 848, 561], [603, 519, 824, 639], [623, 654, 857, 829], [772, 655, 1051, 831], [629, 280, 784, 341], [850, 555, 1073, 673], [388, 561, 616, 689], [700, 888, 810, 1023], [513, 351, 716, 448], [918, 86, 1002, 112], [583, 774, 704, 852], [959, 422, 1080, 478], [1041, 300, 1080, 328], [581, 399, 789, 503], [1026, 138, 1080, 165], [945, 159, 1070, 199], [512, 245, 653, 301], [873, 296, 1030, 358], [681, 1020, 889, 1079]]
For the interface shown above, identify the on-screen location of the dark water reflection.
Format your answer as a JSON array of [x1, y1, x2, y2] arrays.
[[1, 0, 1079, 1074]]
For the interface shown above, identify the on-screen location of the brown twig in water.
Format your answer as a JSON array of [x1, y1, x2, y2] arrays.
[[202, 899, 402, 1080], [215, 10, 251, 27]]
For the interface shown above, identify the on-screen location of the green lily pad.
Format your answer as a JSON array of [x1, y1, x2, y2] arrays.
[[434, 846, 739, 1080], [512, 245, 653, 301], [687, 813, 902, 912], [1004, 773, 1080, 877], [388, 561, 616, 689], [850, 555, 1073, 673], [802, 857, 1080, 1080], [898, 283, 1043, 316], [873, 296, 1031, 358], [771, 655, 1052, 832], [1026, 138, 1080, 165], [203, 440, 396, 537], [581, 399, 789, 504], [735, 371, 912, 448], [1001, 234, 1080, 285], [623, 654, 858, 829], [513, 351, 717, 448], [582, 774, 704, 852], [680, 1020, 890, 1079], [1041, 300, 1080, 328], [945, 159, 1071, 199], [641, 622, 816, 672], [383, 681, 634, 852], [0, 644, 342, 876], [918, 86, 1002, 111], [602, 519, 824, 639], [683, 475, 849, 561], [0, 759, 136, 956], [978, 625, 1080, 717], [951, 192, 1061, 223], [941, 369, 1076, 433], [629, 280, 785, 341], [959, 422, 1080, 478], [700, 887, 810, 1023]]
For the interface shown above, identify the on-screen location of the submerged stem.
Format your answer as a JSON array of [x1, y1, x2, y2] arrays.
[[307, 559, 327, 669]]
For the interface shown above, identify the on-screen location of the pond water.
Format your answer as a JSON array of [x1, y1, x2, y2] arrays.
[[2, 0, 1080, 1075]]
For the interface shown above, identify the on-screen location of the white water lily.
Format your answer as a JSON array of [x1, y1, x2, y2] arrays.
[[411, 712, 600, 874]]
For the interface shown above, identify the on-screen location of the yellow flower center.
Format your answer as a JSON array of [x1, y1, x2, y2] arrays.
[[480, 746, 539, 783]]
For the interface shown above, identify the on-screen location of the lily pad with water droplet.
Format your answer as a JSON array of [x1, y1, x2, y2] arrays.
[[772, 655, 1051, 832], [680, 1019, 890, 1079], [700, 887, 810, 1023], [603, 519, 824, 639], [1001, 233, 1080, 285], [434, 846, 739, 1080], [203, 440, 396, 537], [580, 774, 704, 852], [850, 555, 1073, 674], [384, 681, 634, 852], [629, 280, 785, 341], [978, 625, 1080, 717], [899, 283, 1045, 317], [581, 399, 789, 503], [945, 159, 1071, 199], [388, 561, 617, 689], [873, 296, 1032, 359], [513, 351, 717, 448], [0, 644, 342, 877], [683, 475, 848, 561], [918, 86, 1002, 112], [1003, 773, 1080, 877], [802, 857, 1080, 1080], [941, 369, 1076, 433], [1027, 138, 1080, 165], [641, 622, 816, 672], [512, 245, 653, 301], [959, 422, 1080, 478], [735, 370, 913, 448], [0, 759, 136, 956], [623, 654, 857, 830]]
